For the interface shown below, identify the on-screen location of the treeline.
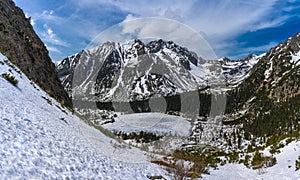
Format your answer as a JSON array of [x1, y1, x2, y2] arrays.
[[115, 131, 163, 143], [243, 94, 300, 139]]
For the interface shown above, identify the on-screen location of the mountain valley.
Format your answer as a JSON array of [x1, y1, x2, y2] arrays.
[[0, 0, 300, 179]]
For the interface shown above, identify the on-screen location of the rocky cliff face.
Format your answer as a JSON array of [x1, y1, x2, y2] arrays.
[[0, 0, 71, 107]]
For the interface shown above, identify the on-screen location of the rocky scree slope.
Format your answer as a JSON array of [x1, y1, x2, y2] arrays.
[[0, 0, 71, 107]]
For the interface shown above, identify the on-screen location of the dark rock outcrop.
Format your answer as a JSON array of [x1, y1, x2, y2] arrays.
[[0, 0, 71, 107]]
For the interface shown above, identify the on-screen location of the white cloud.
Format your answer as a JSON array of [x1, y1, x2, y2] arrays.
[[30, 9, 65, 26], [30, 18, 35, 26], [25, 13, 35, 26], [71, 0, 289, 58], [42, 24, 69, 47], [88, 18, 217, 59], [283, 4, 300, 12], [76, 0, 282, 36], [17, 0, 298, 59], [249, 16, 290, 32], [123, 14, 137, 22], [242, 42, 278, 52], [45, 44, 62, 53], [39, 10, 60, 21]]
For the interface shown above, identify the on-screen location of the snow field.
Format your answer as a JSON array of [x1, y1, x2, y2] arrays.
[[0, 54, 168, 179]]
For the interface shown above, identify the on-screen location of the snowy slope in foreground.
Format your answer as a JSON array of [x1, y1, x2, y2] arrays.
[[0, 54, 167, 179], [203, 140, 300, 180]]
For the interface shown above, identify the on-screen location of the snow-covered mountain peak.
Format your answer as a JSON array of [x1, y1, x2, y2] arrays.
[[57, 39, 222, 103], [56, 38, 267, 106], [218, 53, 265, 85]]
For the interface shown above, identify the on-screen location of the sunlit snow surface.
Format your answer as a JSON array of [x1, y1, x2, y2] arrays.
[[202, 140, 300, 180], [291, 51, 300, 66], [0, 54, 167, 179]]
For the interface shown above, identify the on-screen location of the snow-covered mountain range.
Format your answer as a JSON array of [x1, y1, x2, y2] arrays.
[[57, 39, 208, 102], [219, 53, 265, 85], [2, 0, 300, 179], [56, 39, 260, 103]]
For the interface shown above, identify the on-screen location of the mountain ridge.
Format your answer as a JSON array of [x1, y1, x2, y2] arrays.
[[225, 32, 300, 138], [0, 0, 71, 107], [57, 39, 261, 102], [56, 39, 220, 103]]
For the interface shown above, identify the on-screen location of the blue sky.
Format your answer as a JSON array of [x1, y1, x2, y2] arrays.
[[13, 0, 300, 61]]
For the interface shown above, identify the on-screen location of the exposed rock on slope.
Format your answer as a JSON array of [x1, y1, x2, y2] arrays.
[[0, 0, 71, 107], [219, 54, 264, 85], [56, 39, 216, 103], [225, 32, 300, 138]]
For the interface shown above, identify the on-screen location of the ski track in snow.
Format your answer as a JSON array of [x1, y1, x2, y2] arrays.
[[0, 54, 168, 179]]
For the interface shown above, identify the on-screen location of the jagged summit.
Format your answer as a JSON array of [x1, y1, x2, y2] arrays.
[[56, 38, 270, 107], [56, 39, 221, 102]]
